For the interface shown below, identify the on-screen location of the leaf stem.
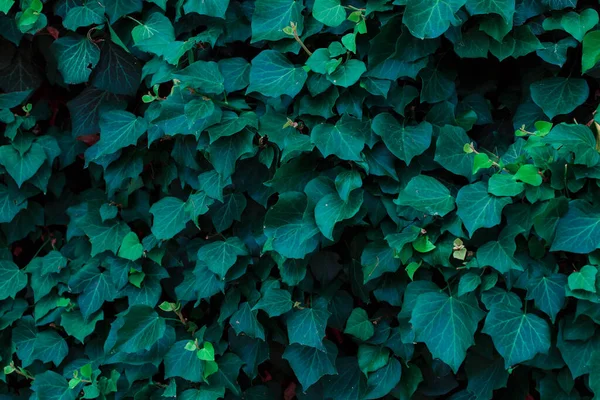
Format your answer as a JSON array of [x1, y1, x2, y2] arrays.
[[290, 22, 312, 56]]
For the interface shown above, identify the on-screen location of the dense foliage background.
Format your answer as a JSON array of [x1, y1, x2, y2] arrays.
[[3, 0, 600, 398]]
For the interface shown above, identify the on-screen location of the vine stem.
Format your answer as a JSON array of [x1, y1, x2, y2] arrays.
[[290, 22, 312, 56]]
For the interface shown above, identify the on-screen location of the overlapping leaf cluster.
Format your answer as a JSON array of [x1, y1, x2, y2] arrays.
[[3, 0, 600, 398]]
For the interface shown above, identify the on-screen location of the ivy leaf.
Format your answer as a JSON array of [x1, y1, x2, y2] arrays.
[[582, 31, 600, 73], [131, 12, 176, 58], [327, 60, 367, 88], [247, 50, 307, 98], [91, 41, 142, 96], [403, 0, 467, 39], [371, 113, 432, 165], [530, 77, 589, 119], [311, 113, 368, 161], [182, 0, 228, 18], [0, 142, 46, 187], [361, 240, 401, 283], [287, 306, 330, 350], [93, 110, 148, 158], [560, 9, 598, 42], [313, 0, 345, 27], [172, 61, 225, 95], [542, 123, 600, 167], [411, 292, 485, 373], [526, 273, 567, 323], [251, 0, 304, 43], [283, 340, 338, 390], [31, 371, 79, 400], [150, 197, 190, 240], [314, 190, 363, 240], [394, 175, 455, 217], [197, 237, 248, 279], [344, 308, 374, 341], [434, 125, 475, 178], [568, 265, 597, 292], [164, 340, 204, 382], [477, 226, 523, 274], [78, 212, 131, 257], [465, 0, 515, 23], [483, 300, 551, 367], [118, 232, 143, 261], [0, 260, 27, 300], [252, 288, 293, 317], [62, 1, 105, 31], [231, 302, 265, 340], [457, 182, 512, 237], [113, 305, 166, 353], [551, 201, 600, 254], [51, 34, 100, 85], [103, 0, 141, 23]]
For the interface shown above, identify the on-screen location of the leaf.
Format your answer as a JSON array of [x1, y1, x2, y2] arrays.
[[231, 302, 265, 340], [91, 41, 141, 96], [551, 201, 600, 254], [361, 240, 401, 283], [0, 142, 46, 187], [526, 273, 567, 323], [434, 125, 475, 178], [92, 110, 148, 158], [252, 288, 293, 317], [183, 0, 228, 18], [542, 123, 600, 167], [51, 34, 100, 85], [150, 197, 191, 240], [197, 237, 248, 279], [371, 113, 432, 165], [287, 306, 330, 350], [314, 190, 363, 240], [313, 0, 345, 27], [172, 61, 225, 95], [394, 175, 455, 217], [103, 0, 141, 23], [31, 371, 79, 400], [311, 113, 368, 161], [0, 260, 27, 300], [283, 340, 338, 390], [79, 212, 131, 257], [456, 182, 512, 237], [251, 0, 304, 43], [411, 292, 485, 373], [582, 31, 600, 73], [113, 305, 166, 353], [465, 0, 515, 23], [62, 1, 105, 31], [483, 301, 551, 368], [477, 226, 523, 274], [530, 77, 589, 119], [327, 60, 367, 88], [560, 9, 598, 41], [403, 0, 467, 39], [247, 50, 307, 98], [358, 344, 390, 374], [344, 308, 374, 341], [164, 340, 204, 382], [568, 265, 597, 292], [132, 12, 176, 58], [118, 232, 143, 261]]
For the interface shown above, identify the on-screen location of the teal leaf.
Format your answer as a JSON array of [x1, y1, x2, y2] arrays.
[[251, 0, 303, 43], [78, 212, 131, 257], [150, 197, 191, 240], [31, 371, 78, 400], [344, 308, 374, 341], [164, 340, 204, 382], [530, 77, 589, 119], [403, 0, 467, 39], [542, 123, 600, 167], [394, 175, 455, 217], [117, 232, 143, 261], [483, 301, 551, 368], [172, 61, 225, 95], [476, 226, 523, 274], [327, 60, 367, 88], [315, 190, 363, 240], [311, 113, 368, 161], [465, 0, 515, 23], [183, 0, 229, 18], [103, 0, 141, 23], [113, 305, 166, 353], [91, 41, 141, 96], [62, 1, 105, 31], [411, 292, 485, 373], [34, 330, 68, 366], [283, 340, 338, 390], [0, 142, 46, 187], [526, 273, 567, 323], [51, 34, 100, 85], [312, 0, 345, 27], [287, 306, 330, 350], [434, 125, 475, 178], [0, 260, 27, 300], [362, 240, 401, 283], [93, 110, 148, 158], [252, 288, 293, 317], [132, 12, 176, 58], [231, 302, 265, 340], [218, 58, 250, 93], [551, 201, 600, 254], [456, 182, 512, 237], [197, 237, 248, 279], [247, 50, 307, 98], [372, 113, 432, 165]]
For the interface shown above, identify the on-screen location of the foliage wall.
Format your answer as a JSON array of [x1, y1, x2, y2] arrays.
[[2, 0, 600, 398]]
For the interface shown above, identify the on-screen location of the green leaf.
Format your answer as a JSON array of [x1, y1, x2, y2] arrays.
[[183, 0, 228, 18], [31, 371, 79, 400], [283, 340, 338, 390], [394, 175, 455, 217], [552, 201, 600, 254], [252, 287, 293, 317], [488, 174, 525, 197], [542, 123, 600, 167], [483, 301, 551, 368], [403, 0, 467, 39], [311, 113, 368, 161], [251, 0, 303, 43], [62, 1, 104, 31], [362, 240, 401, 283], [0, 142, 46, 187], [365, 357, 402, 399], [103, 0, 141, 23], [582, 31, 600, 73], [150, 197, 191, 240], [288, 306, 330, 350], [93, 110, 148, 158], [172, 61, 225, 95], [197, 237, 248, 279], [51, 34, 100, 85], [358, 344, 390, 375], [231, 302, 265, 340], [514, 164, 542, 186], [434, 125, 475, 178], [132, 12, 175, 58], [458, 272, 482, 297], [327, 60, 367, 88], [0, 260, 27, 300], [118, 232, 143, 261], [78, 212, 131, 257], [456, 182, 512, 237], [411, 292, 485, 373], [315, 190, 363, 240], [477, 226, 523, 274], [465, 0, 514, 23], [560, 9, 598, 41], [164, 340, 204, 382], [313, 0, 345, 27], [247, 50, 307, 98], [526, 273, 567, 323], [344, 308, 374, 341], [371, 113, 432, 165], [113, 305, 166, 353], [530, 77, 589, 119], [568, 265, 597, 292]]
